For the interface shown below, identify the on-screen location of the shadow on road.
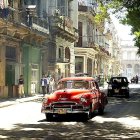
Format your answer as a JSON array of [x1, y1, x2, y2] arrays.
[[0, 118, 139, 139], [0, 86, 140, 139]]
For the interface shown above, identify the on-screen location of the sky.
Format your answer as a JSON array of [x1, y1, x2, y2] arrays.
[[111, 15, 135, 43]]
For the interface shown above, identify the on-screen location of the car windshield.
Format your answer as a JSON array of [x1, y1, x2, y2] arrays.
[[111, 77, 128, 84], [57, 80, 89, 89]]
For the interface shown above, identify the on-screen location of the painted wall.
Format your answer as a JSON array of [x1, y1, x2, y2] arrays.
[[22, 44, 41, 95]]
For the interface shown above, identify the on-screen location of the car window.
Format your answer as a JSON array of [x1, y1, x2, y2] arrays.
[[57, 80, 89, 89], [111, 77, 128, 83]]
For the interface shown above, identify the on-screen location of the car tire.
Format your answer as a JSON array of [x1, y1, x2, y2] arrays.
[[88, 103, 94, 119], [78, 113, 89, 122], [82, 113, 89, 122], [45, 113, 53, 121], [98, 106, 104, 115], [125, 92, 130, 98]]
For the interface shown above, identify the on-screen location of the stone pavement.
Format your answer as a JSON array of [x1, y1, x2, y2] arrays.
[[0, 94, 43, 108]]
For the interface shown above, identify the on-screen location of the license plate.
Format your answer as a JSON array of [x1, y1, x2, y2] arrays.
[[57, 109, 67, 114], [114, 89, 119, 93]]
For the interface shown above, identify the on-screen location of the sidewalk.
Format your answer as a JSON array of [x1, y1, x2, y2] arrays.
[[0, 94, 43, 108]]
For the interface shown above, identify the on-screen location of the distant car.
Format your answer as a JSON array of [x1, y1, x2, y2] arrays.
[[131, 77, 135, 83], [107, 76, 129, 98], [41, 75, 108, 121]]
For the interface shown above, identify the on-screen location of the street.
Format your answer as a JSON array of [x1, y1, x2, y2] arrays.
[[0, 84, 140, 139]]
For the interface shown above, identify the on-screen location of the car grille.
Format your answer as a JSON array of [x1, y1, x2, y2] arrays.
[[50, 101, 83, 110]]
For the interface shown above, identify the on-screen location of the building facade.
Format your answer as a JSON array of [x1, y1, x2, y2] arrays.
[[75, 0, 112, 83], [0, 0, 122, 98], [0, 0, 49, 98], [120, 40, 140, 80], [108, 22, 121, 77], [39, 0, 78, 80]]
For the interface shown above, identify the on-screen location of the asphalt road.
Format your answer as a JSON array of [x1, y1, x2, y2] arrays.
[[0, 84, 140, 140]]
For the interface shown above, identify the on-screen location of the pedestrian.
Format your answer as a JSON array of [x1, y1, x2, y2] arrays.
[[49, 77, 55, 93], [135, 75, 138, 84], [18, 75, 25, 98], [95, 75, 100, 86], [40, 74, 48, 96]]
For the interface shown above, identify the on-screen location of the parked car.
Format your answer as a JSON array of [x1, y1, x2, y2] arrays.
[[107, 76, 129, 98], [41, 74, 108, 121]]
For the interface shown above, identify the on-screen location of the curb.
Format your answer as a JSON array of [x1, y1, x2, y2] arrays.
[[0, 95, 43, 108]]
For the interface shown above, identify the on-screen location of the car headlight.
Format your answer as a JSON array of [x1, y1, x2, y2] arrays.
[[43, 98, 48, 104], [108, 85, 112, 89], [80, 97, 87, 103]]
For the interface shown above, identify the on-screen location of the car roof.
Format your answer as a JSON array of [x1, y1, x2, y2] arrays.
[[111, 76, 128, 79], [59, 77, 95, 82]]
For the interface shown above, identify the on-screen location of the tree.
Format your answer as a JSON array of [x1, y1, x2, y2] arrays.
[[95, 0, 140, 54]]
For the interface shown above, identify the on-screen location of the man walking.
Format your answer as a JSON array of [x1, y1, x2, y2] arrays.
[[40, 74, 48, 96], [18, 75, 25, 98]]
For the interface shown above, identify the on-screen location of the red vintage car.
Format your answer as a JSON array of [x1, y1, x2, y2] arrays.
[[41, 75, 108, 121]]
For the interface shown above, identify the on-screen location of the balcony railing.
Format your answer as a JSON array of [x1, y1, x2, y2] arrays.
[[49, 15, 78, 41], [0, 7, 49, 33], [78, 5, 96, 16]]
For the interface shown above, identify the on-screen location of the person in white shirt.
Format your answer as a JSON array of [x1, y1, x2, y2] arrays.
[[49, 77, 55, 93]]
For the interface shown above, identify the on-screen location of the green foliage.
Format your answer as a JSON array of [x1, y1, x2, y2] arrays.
[[99, 0, 140, 54], [94, 2, 109, 25]]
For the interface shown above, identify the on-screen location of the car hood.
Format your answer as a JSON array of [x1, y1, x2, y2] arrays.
[[45, 89, 91, 100]]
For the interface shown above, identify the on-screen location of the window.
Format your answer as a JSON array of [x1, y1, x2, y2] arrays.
[[6, 46, 16, 61], [134, 64, 140, 74], [75, 56, 84, 73], [123, 52, 127, 60], [58, 46, 63, 59], [57, 0, 67, 16], [77, 22, 82, 47], [127, 51, 131, 60]]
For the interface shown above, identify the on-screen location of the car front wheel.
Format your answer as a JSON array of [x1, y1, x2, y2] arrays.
[[45, 113, 53, 121], [125, 92, 130, 98], [98, 106, 104, 115]]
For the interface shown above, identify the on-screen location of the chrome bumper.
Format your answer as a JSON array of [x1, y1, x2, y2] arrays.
[[41, 106, 90, 114]]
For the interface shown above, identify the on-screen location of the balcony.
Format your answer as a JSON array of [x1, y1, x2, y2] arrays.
[[78, 5, 96, 16], [99, 46, 110, 56], [49, 15, 78, 42], [0, 7, 49, 43], [78, 5, 88, 12], [32, 17, 49, 35]]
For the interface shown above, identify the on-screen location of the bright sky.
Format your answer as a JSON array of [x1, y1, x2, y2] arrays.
[[111, 15, 135, 42]]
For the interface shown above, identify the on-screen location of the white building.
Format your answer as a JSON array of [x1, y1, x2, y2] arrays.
[[120, 40, 140, 80]]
